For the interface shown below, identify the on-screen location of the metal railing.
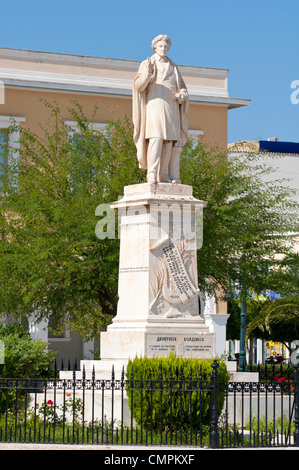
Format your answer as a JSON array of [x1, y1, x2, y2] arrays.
[[0, 361, 298, 448]]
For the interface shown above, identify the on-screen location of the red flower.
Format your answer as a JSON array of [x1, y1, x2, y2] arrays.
[[47, 400, 54, 405], [273, 375, 278, 380], [278, 377, 285, 383]]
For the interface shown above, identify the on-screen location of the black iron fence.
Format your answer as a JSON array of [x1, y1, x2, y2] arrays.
[[0, 360, 298, 448], [246, 361, 295, 382]]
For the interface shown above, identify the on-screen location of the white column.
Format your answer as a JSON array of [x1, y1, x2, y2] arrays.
[[82, 339, 95, 359], [203, 293, 230, 357], [28, 315, 49, 344]]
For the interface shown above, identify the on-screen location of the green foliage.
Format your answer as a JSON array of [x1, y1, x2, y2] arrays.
[[226, 297, 242, 340], [0, 102, 297, 339], [267, 253, 299, 296], [0, 100, 145, 339], [180, 141, 298, 299], [244, 414, 295, 436], [0, 395, 103, 443], [0, 324, 55, 378], [227, 296, 272, 341], [246, 295, 299, 346], [125, 354, 229, 432], [0, 324, 56, 415]]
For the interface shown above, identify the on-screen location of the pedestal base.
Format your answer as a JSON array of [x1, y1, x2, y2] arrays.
[[100, 318, 216, 361], [99, 182, 215, 365]]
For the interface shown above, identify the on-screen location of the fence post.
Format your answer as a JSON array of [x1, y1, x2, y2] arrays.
[[293, 363, 299, 447], [210, 360, 220, 449]]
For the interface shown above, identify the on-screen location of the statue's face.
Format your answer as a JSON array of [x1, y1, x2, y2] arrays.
[[155, 39, 169, 58]]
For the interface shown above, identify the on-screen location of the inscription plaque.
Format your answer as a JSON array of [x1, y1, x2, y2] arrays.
[[162, 240, 199, 303], [146, 333, 214, 359]]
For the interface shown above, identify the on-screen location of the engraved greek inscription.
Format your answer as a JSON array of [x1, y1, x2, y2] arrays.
[[119, 266, 149, 273], [162, 240, 198, 303]]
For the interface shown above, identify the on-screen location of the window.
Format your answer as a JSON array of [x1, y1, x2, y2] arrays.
[[0, 116, 26, 165], [65, 120, 106, 194], [0, 116, 26, 189], [48, 316, 70, 340], [188, 129, 204, 149], [0, 129, 8, 179]]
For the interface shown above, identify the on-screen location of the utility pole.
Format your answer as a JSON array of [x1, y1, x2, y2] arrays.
[[239, 295, 247, 372]]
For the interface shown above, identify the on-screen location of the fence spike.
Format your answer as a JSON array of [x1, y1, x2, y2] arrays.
[[293, 363, 299, 446], [179, 365, 183, 382], [210, 360, 220, 449]]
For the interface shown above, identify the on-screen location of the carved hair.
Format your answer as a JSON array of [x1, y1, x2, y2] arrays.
[[151, 35, 171, 52]]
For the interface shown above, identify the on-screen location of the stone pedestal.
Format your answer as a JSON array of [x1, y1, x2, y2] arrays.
[[100, 182, 216, 364]]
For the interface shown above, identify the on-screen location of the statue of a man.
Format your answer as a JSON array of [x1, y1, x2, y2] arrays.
[[133, 35, 189, 184]]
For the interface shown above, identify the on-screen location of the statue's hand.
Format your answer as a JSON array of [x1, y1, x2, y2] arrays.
[[146, 57, 154, 75], [174, 89, 187, 104], [175, 93, 184, 104]]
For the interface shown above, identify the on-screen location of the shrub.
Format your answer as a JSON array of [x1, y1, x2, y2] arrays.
[[0, 324, 56, 414], [126, 354, 229, 433], [0, 324, 56, 378]]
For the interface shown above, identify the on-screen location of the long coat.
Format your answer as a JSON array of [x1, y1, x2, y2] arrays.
[[133, 54, 189, 170]]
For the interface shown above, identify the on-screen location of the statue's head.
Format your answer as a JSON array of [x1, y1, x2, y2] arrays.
[[151, 35, 171, 57]]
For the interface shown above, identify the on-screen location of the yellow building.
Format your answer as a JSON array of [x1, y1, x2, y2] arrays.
[[0, 47, 250, 364]]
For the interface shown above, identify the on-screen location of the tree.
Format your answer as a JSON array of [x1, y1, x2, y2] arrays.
[[181, 140, 298, 369], [267, 252, 299, 296], [226, 296, 270, 339], [0, 102, 297, 339], [245, 295, 299, 356], [0, 323, 55, 378], [0, 101, 145, 339], [180, 140, 298, 298], [245, 253, 299, 357], [227, 296, 272, 363]]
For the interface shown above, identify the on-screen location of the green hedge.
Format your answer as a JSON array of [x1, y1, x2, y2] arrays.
[[0, 324, 56, 414], [126, 354, 229, 432], [0, 324, 55, 378]]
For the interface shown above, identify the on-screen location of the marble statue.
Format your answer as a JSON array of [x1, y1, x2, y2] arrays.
[[133, 35, 189, 184]]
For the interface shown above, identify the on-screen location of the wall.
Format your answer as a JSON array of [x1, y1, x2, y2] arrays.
[[1, 88, 228, 150]]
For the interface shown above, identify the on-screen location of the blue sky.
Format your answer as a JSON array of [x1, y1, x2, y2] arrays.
[[0, 0, 298, 144]]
